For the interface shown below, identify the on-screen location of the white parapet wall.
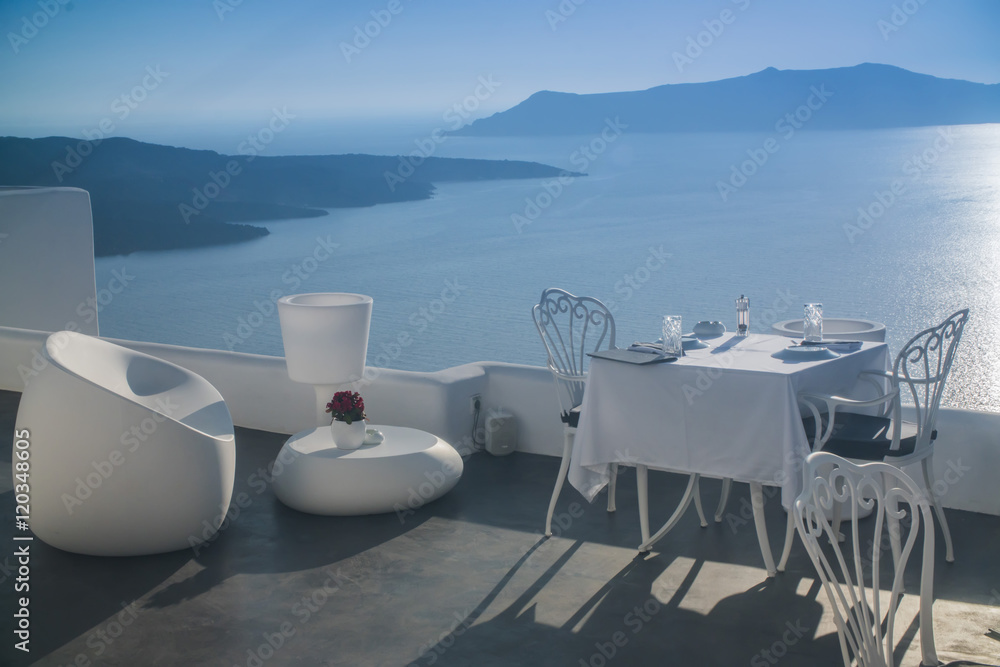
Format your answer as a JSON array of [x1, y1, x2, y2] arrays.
[[1, 324, 997, 516]]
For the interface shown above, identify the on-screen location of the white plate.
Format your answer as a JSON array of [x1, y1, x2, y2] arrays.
[[682, 336, 709, 350], [771, 345, 840, 361]]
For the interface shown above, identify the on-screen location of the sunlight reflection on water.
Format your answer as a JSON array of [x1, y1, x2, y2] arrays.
[[95, 126, 1000, 411]]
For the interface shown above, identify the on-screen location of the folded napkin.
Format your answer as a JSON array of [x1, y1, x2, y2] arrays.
[[628, 342, 663, 354], [588, 349, 676, 364], [799, 340, 862, 352]]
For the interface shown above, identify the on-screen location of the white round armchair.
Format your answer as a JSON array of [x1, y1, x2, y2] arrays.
[[15, 332, 235, 556]]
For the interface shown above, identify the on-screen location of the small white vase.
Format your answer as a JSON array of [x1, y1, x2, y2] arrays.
[[330, 420, 366, 450]]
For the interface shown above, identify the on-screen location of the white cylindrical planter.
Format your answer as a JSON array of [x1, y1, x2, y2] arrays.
[[278, 293, 373, 426], [278, 293, 373, 383], [771, 318, 886, 342]]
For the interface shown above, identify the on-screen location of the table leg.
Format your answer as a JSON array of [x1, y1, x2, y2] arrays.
[[777, 509, 796, 573], [750, 482, 777, 577], [637, 465, 650, 550], [638, 473, 700, 552], [714, 477, 733, 523]]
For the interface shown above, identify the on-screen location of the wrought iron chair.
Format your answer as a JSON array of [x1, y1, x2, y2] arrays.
[[798, 309, 968, 563], [793, 452, 938, 667], [532, 287, 707, 536]]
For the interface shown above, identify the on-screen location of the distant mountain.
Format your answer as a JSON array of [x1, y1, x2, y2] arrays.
[[0, 136, 577, 256], [453, 63, 1000, 136]]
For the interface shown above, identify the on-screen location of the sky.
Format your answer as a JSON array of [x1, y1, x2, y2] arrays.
[[1, 0, 998, 144]]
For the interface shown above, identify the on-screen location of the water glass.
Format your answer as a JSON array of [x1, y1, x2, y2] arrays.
[[735, 295, 750, 337], [803, 303, 823, 342], [662, 315, 683, 357]]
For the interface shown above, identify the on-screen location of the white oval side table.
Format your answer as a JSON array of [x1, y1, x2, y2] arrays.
[[272, 425, 463, 516]]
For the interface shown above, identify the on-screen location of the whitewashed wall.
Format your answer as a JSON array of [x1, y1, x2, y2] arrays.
[[2, 325, 997, 516], [0, 187, 99, 335]]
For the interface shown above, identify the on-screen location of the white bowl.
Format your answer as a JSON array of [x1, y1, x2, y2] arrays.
[[693, 321, 726, 337]]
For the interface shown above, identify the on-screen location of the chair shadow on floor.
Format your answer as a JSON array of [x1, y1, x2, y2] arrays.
[[418, 537, 842, 667]]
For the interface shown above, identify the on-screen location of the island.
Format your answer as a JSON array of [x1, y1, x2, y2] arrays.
[[452, 63, 1000, 136], [0, 136, 582, 256]]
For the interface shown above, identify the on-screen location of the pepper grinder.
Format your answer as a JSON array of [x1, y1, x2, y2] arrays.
[[736, 295, 750, 337]]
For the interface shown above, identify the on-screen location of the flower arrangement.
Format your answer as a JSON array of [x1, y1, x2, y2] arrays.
[[326, 391, 366, 425]]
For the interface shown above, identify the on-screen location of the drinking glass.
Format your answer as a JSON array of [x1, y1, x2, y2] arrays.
[[662, 315, 683, 357], [735, 295, 750, 337], [803, 303, 823, 342]]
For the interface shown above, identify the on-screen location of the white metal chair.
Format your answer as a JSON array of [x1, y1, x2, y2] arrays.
[[532, 287, 707, 537], [798, 309, 968, 563], [532, 288, 618, 536], [793, 451, 938, 667]]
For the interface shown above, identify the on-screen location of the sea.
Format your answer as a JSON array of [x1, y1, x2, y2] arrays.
[[94, 125, 1000, 412]]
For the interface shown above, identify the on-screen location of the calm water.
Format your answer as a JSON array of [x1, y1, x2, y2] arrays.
[[95, 127, 1000, 411]]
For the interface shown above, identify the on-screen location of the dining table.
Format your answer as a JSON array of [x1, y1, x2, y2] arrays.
[[567, 331, 890, 576]]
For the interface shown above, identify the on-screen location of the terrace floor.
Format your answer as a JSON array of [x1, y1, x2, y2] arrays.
[[1, 388, 998, 667]]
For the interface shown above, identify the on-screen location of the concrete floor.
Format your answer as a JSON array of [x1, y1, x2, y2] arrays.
[[1, 389, 998, 667]]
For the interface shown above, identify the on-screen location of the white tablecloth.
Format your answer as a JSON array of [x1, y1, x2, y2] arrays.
[[569, 333, 889, 509]]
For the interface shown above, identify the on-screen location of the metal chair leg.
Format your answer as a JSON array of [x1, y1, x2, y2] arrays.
[[545, 430, 575, 537], [714, 477, 733, 523], [921, 455, 955, 563]]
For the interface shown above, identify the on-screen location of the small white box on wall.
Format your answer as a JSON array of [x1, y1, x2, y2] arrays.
[[484, 408, 517, 456]]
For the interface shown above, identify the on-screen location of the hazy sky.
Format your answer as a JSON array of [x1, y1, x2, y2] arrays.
[[2, 0, 998, 138]]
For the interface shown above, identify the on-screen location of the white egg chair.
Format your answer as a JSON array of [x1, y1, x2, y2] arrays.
[[15, 331, 235, 556]]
